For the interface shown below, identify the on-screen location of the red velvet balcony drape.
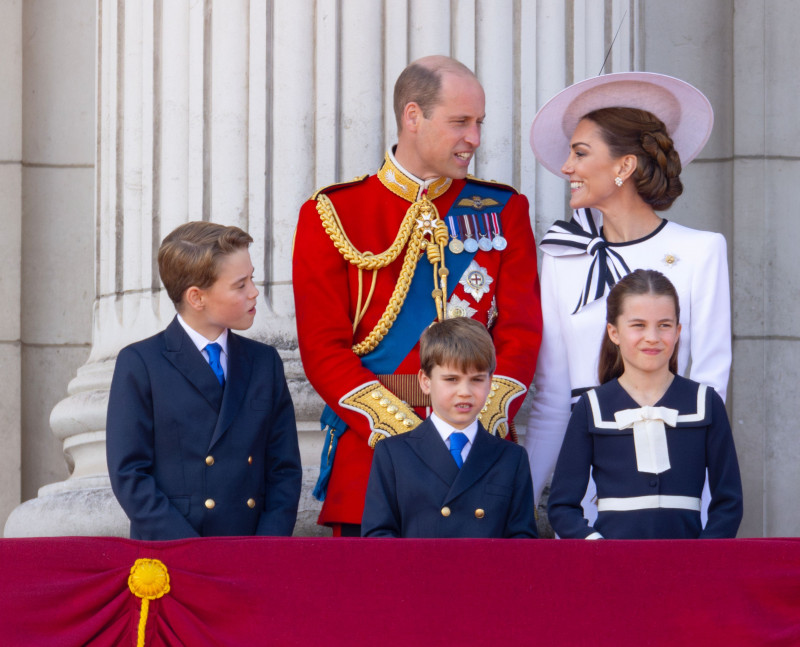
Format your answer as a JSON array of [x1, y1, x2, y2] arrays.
[[1, 537, 798, 646]]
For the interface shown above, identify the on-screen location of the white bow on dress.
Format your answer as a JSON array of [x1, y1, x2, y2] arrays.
[[614, 406, 679, 474]]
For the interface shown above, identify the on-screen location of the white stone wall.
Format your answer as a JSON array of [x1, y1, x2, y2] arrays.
[[0, 0, 96, 531], [2, 0, 797, 537], [730, 0, 800, 537], [0, 0, 23, 529]]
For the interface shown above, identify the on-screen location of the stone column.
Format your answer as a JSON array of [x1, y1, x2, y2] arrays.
[[0, 0, 23, 529], [730, 0, 800, 537], [5, 0, 325, 537]]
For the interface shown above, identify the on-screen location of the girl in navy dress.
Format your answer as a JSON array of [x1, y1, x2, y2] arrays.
[[548, 269, 742, 539]]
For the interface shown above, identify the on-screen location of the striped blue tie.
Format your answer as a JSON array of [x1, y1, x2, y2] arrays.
[[205, 343, 225, 387], [449, 432, 467, 468]]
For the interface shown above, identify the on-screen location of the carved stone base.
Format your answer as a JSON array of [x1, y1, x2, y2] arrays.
[[4, 479, 128, 538]]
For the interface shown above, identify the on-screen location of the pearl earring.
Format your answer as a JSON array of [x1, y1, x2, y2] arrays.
[[614, 176, 624, 187]]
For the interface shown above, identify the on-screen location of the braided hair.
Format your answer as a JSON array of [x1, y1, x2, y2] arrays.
[[583, 107, 684, 211]]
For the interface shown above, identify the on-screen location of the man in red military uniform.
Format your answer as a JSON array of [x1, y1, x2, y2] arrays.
[[293, 55, 542, 536]]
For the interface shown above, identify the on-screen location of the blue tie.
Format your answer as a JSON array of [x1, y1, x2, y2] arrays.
[[205, 343, 225, 386], [449, 432, 468, 468]]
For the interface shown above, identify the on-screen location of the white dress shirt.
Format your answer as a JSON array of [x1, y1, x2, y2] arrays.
[[176, 314, 229, 378], [429, 412, 479, 465]]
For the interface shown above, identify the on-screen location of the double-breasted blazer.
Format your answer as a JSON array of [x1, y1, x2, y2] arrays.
[[361, 418, 537, 538], [107, 317, 302, 540]]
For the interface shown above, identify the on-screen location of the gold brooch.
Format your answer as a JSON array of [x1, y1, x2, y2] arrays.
[[662, 253, 679, 267]]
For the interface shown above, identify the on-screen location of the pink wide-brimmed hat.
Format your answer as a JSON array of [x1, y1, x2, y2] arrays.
[[529, 71, 714, 177]]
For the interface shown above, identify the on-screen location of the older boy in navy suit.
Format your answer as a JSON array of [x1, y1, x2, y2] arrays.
[[107, 222, 302, 540], [361, 318, 537, 538]]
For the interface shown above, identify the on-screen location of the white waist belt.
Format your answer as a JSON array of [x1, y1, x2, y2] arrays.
[[597, 495, 701, 512]]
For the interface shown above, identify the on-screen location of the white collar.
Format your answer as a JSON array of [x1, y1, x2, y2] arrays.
[[177, 314, 229, 356], [429, 412, 479, 446]]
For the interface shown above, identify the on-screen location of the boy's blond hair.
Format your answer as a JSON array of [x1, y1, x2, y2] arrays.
[[419, 317, 496, 376], [157, 221, 253, 308]]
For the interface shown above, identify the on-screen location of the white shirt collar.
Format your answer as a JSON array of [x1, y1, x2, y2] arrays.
[[429, 412, 479, 446], [176, 314, 229, 356]]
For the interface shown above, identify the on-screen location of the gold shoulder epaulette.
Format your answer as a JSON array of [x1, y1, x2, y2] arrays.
[[310, 175, 369, 201], [465, 175, 519, 195]]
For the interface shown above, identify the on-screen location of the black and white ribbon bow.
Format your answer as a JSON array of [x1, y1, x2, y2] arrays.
[[540, 209, 631, 314]]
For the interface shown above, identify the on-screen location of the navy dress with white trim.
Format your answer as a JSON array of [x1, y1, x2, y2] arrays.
[[548, 375, 742, 539]]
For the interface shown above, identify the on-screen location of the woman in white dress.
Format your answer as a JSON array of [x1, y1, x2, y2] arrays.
[[524, 73, 731, 520]]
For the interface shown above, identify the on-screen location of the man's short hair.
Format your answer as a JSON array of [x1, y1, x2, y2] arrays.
[[393, 56, 476, 132], [157, 221, 253, 307], [419, 317, 496, 376]]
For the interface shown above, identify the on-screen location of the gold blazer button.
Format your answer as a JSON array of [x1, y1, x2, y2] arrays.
[[474, 508, 485, 519], [205, 499, 216, 509], [441, 506, 451, 517], [247, 498, 256, 509], [205, 456, 215, 466]]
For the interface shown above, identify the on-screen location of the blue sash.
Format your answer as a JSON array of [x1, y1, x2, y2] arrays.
[[361, 181, 513, 373], [313, 180, 514, 501]]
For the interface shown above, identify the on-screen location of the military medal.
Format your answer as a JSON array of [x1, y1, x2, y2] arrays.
[[459, 260, 493, 301], [447, 295, 477, 319], [447, 216, 464, 254], [462, 215, 479, 253], [490, 212, 507, 250], [474, 214, 492, 252]]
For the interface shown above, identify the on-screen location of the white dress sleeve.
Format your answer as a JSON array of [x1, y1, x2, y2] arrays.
[[523, 253, 573, 505], [687, 232, 731, 401]]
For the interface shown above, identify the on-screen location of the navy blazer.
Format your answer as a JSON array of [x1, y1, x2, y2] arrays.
[[106, 317, 302, 540], [361, 418, 537, 538]]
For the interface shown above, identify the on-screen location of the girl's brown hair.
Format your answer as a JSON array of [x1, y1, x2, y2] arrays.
[[598, 269, 680, 384]]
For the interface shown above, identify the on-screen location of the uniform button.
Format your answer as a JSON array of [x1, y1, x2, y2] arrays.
[[247, 498, 256, 509], [474, 508, 485, 519], [247, 456, 253, 465], [441, 506, 451, 517], [205, 456, 214, 466], [205, 499, 216, 509]]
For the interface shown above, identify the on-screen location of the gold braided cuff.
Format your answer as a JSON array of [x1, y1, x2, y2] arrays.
[[339, 381, 423, 448], [477, 376, 527, 439]]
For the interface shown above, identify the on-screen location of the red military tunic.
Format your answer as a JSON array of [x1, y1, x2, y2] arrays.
[[293, 151, 542, 526]]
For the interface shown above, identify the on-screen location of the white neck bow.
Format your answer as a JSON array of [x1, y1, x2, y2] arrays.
[[614, 406, 679, 474]]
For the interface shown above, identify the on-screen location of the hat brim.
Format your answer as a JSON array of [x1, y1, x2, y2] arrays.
[[529, 72, 714, 177]]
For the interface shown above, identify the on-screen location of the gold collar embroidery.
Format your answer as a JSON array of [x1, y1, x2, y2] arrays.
[[377, 150, 452, 202]]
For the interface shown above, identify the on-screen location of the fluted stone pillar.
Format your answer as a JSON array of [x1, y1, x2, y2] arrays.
[[5, 0, 326, 537], [0, 0, 23, 530]]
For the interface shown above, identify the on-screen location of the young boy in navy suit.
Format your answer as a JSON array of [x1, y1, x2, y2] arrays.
[[107, 222, 302, 540], [361, 317, 537, 538]]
